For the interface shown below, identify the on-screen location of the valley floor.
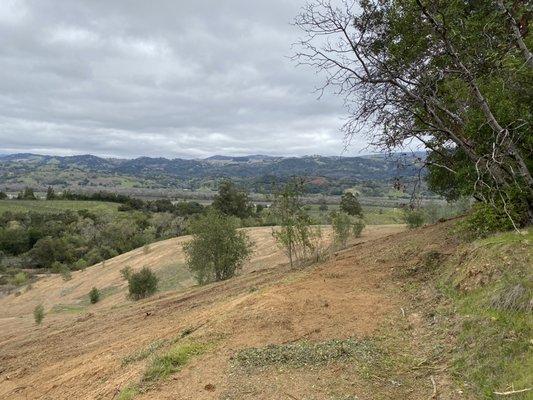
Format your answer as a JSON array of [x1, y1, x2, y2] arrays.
[[0, 223, 529, 399]]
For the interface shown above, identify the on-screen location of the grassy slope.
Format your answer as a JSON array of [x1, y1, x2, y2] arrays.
[[442, 230, 532, 398]]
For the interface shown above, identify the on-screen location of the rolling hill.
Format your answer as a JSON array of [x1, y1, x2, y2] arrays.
[[0, 153, 425, 194]]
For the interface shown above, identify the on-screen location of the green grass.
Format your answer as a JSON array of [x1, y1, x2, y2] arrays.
[[442, 229, 532, 399], [117, 385, 139, 400], [50, 304, 87, 314], [141, 342, 209, 383], [118, 340, 211, 399], [0, 199, 121, 215], [121, 339, 169, 366]]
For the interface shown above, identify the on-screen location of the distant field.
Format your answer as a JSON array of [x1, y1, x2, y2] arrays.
[[0, 200, 121, 214]]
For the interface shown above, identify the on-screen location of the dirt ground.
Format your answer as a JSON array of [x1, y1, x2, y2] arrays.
[[0, 224, 464, 400]]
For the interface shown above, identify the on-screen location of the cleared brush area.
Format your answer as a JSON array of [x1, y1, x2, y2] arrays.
[[0, 222, 528, 400]]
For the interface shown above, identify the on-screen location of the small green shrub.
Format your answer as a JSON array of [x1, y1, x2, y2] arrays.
[[33, 304, 45, 325], [60, 268, 72, 281], [127, 267, 158, 300], [73, 258, 88, 270], [456, 203, 514, 239], [120, 266, 132, 281], [403, 209, 425, 229], [12, 272, 28, 286], [89, 287, 100, 304]]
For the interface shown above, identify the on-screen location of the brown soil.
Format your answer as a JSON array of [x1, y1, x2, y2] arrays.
[[0, 223, 463, 400]]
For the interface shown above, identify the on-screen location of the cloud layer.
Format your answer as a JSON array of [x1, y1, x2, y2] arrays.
[[0, 0, 369, 158]]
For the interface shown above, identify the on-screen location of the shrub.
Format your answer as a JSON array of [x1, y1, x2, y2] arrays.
[[127, 267, 158, 300], [89, 287, 100, 304], [12, 271, 28, 286], [184, 209, 253, 284], [33, 304, 44, 325], [352, 218, 365, 237], [143, 244, 151, 254], [456, 202, 515, 239], [330, 212, 366, 248], [120, 266, 133, 281], [73, 258, 88, 270], [403, 209, 425, 229]]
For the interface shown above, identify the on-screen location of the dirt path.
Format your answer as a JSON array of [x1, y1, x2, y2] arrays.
[[0, 223, 463, 400]]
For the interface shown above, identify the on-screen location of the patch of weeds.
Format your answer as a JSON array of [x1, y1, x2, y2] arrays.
[[117, 385, 139, 400], [147, 342, 207, 378], [141, 342, 209, 384], [51, 303, 86, 314], [235, 338, 378, 369], [439, 228, 533, 399], [121, 339, 169, 366]]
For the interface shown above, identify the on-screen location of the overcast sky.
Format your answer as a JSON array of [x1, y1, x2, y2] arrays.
[[0, 0, 371, 159]]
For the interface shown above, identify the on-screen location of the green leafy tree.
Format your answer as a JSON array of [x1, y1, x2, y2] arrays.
[[271, 179, 314, 267], [212, 180, 253, 219], [340, 192, 362, 217], [184, 209, 253, 284], [0, 191, 7, 200], [17, 187, 37, 200], [46, 187, 56, 200]]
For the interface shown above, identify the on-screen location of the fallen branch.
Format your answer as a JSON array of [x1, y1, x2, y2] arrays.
[[494, 387, 532, 396]]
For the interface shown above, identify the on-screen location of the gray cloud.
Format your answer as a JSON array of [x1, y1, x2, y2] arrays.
[[0, 0, 370, 158]]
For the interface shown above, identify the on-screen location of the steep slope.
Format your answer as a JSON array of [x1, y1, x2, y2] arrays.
[[0, 223, 528, 400]]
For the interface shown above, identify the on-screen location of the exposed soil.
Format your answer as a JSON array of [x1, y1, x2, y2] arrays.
[[0, 223, 466, 400]]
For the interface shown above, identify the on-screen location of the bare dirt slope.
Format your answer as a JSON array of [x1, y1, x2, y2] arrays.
[[0, 224, 465, 400]]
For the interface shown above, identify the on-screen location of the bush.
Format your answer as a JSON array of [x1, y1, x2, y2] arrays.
[[89, 287, 100, 304], [73, 258, 88, 270], [184, 209, 253, 284], [456, 202, 515, 239], [12, 271, 28, 286], [352, 218, 365, 237], [33, 304, 44, 325], [403, 209, 425, 229], [330, 212, 366, 248], [127, 267, 158, 300], [120, 266, 133, 281]]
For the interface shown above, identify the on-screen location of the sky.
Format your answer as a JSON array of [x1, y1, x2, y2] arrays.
[[0, 0, 370, 159]]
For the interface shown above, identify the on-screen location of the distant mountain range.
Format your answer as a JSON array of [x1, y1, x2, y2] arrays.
[[0, 152, 425, 195]]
